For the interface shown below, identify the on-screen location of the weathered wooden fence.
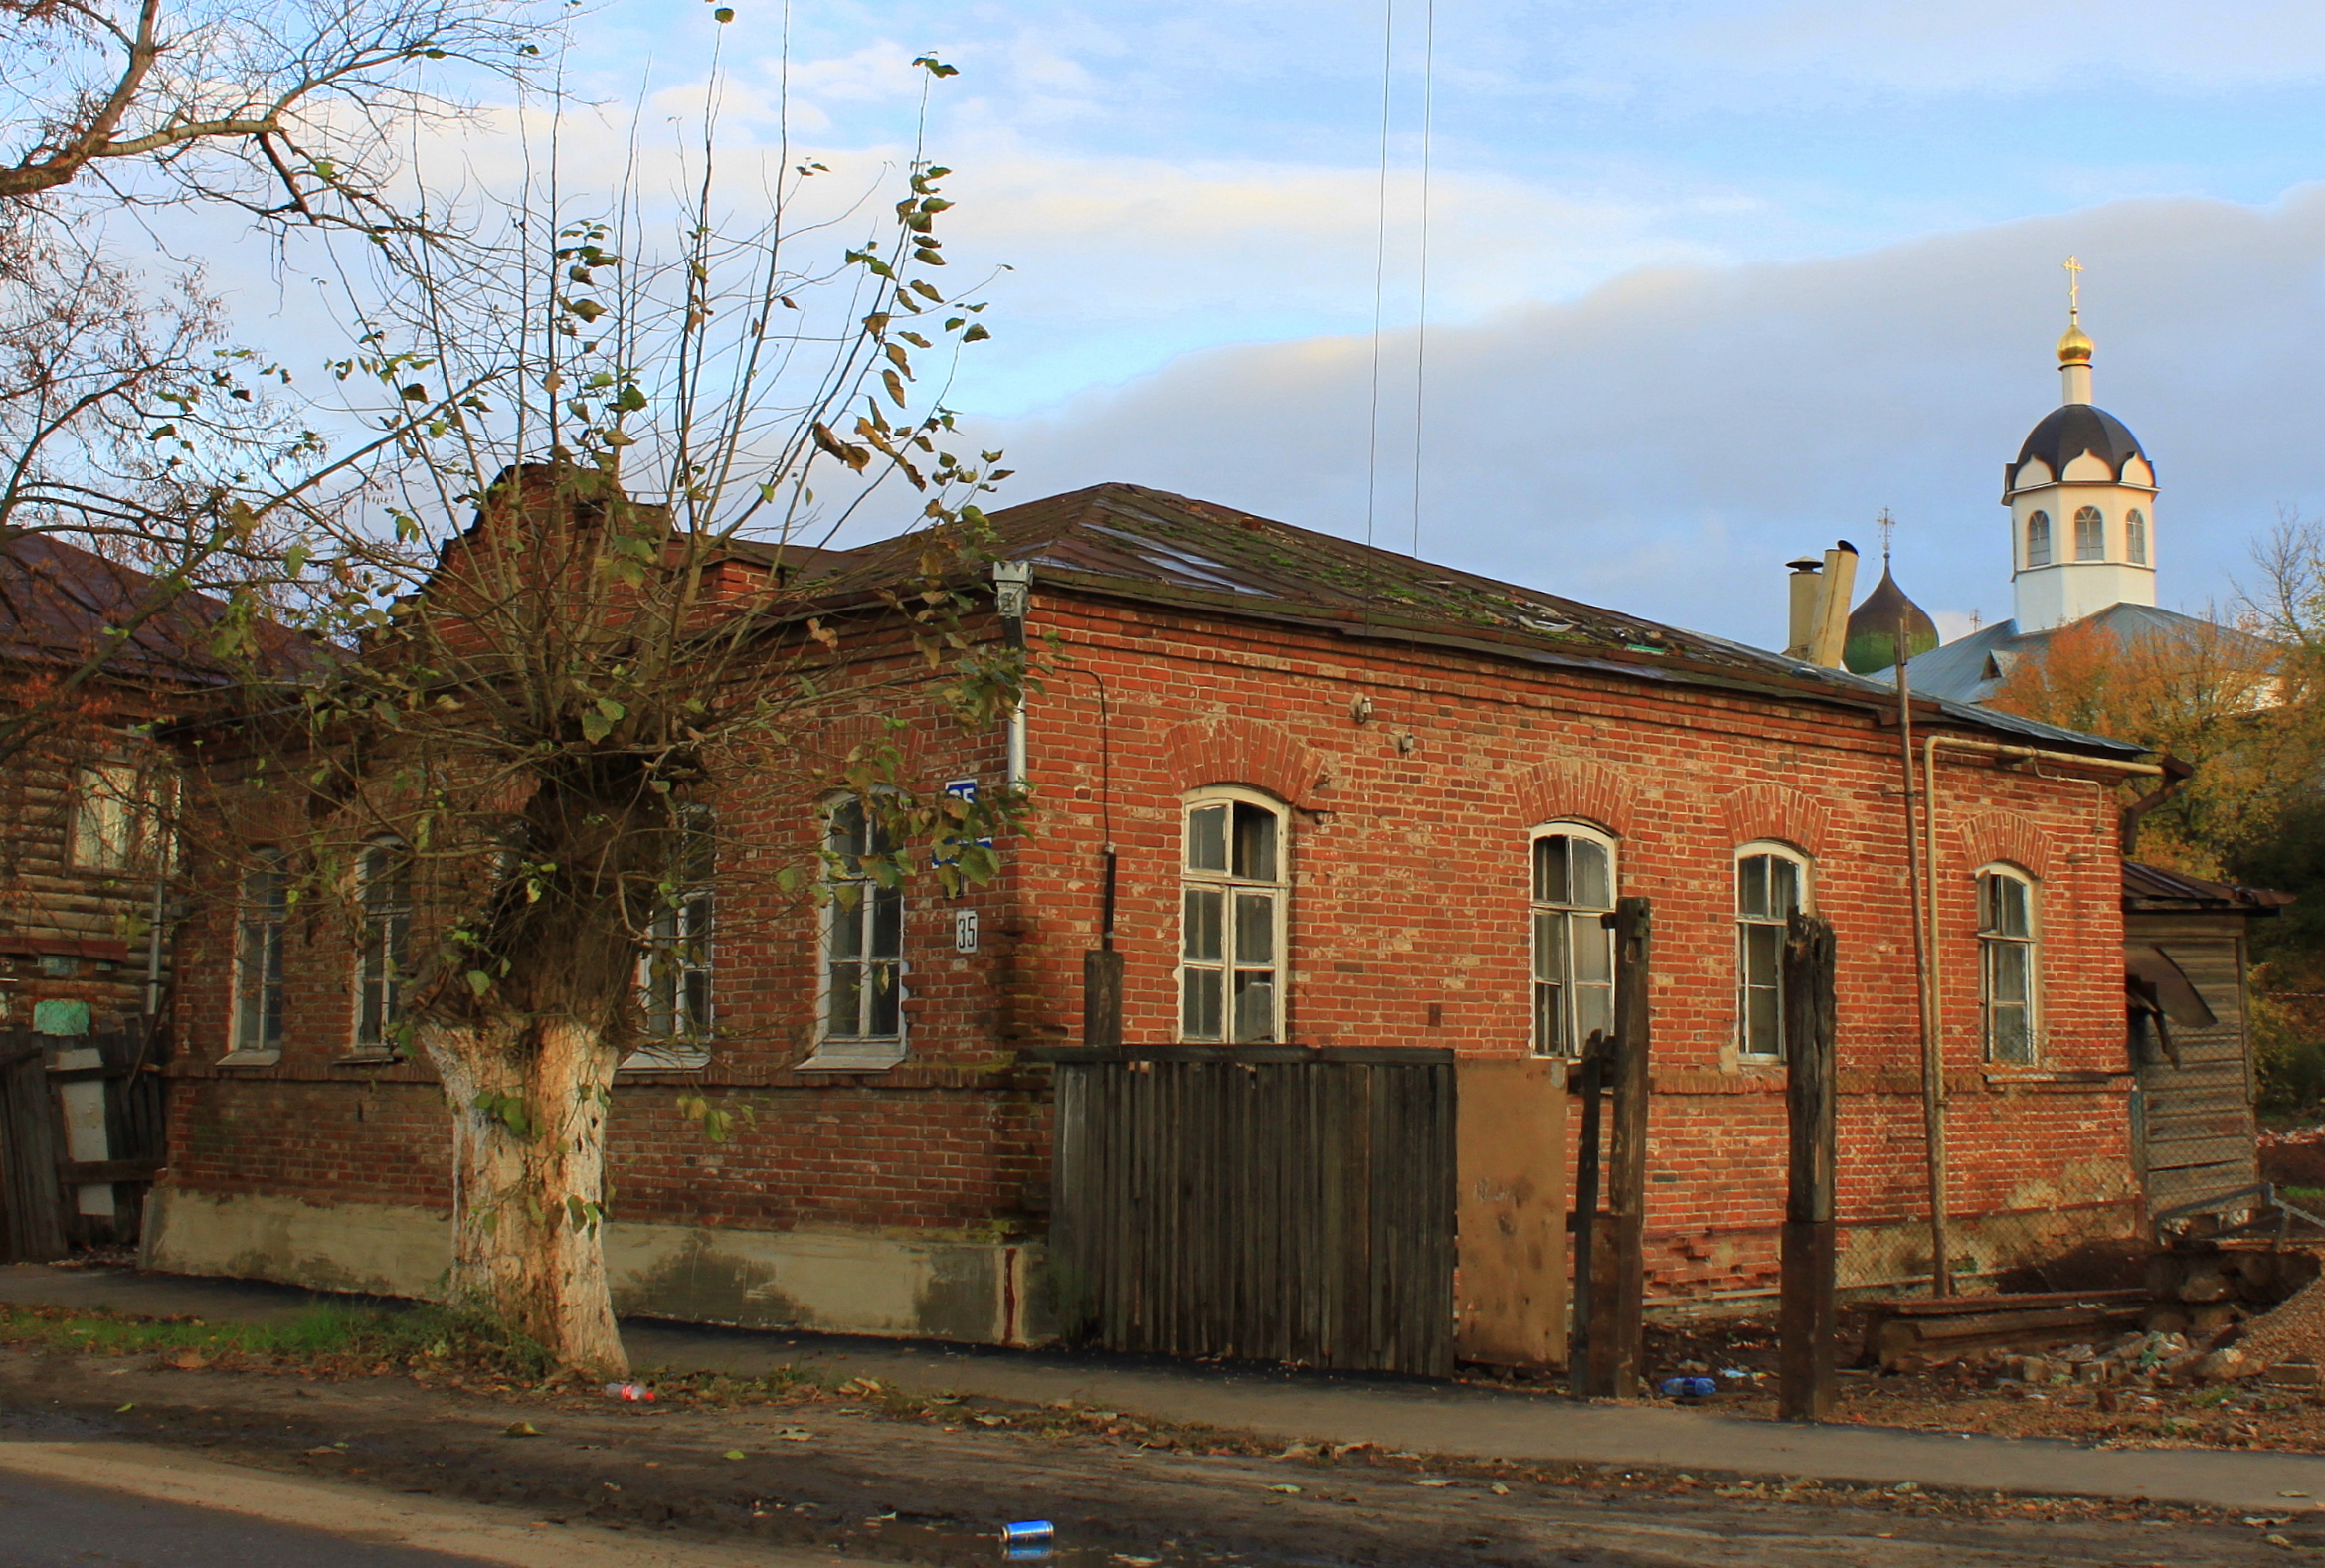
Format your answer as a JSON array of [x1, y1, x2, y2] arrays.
[[1047, 1047, 1455, 1376], [0, 1025, 167, 1261]]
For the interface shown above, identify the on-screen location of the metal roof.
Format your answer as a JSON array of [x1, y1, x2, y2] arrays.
[[2123, 859, 2293, 914], [0, 533, 309, 688], [799, 483, 2150, 759]]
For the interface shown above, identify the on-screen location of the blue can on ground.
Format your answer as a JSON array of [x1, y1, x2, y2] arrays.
[[1002, 1520, 1055, 1545]]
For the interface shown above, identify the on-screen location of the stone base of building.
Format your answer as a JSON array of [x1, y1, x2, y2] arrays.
[[141, 1188, 1052, 1346]]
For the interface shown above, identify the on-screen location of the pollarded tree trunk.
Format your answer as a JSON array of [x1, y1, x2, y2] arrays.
[[419, 1010, 627, 1377]]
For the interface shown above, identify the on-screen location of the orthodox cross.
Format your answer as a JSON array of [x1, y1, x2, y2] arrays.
[[1877, 508, 1896, 565], [2063, 255, 2083, 318]]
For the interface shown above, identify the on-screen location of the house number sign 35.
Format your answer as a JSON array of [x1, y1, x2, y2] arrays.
[[954, 909, 980, 954]]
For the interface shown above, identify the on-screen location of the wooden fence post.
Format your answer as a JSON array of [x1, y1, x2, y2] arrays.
[[1567, 1031, 1607, 1390], [1597, 897, 1652, 1400], [1779, 912, 1839, 1421]]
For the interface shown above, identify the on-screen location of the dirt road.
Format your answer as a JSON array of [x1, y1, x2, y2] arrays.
[[0, 1346, 2312, 1568]]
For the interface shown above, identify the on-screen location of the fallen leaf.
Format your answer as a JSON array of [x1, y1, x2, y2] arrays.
[[1414, 1478, 1457, 1488], [113, 1403, 133, 1414], [722, 1450, 747, 1461], [1490, 1482, 1511, 1495], [1266, 1484, 1300, 1494], [504, 1421, 542, 1438], [168, 1350, 208, 1371], [777, 1428, 812, 1442]]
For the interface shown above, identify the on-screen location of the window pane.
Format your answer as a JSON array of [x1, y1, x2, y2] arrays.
[[1576, 980, 1614, 1047], [1532, 909, 1563, 984], [1991, 1002, 2032, 1064], [1182, 967, 1223, 1040], [2127, 509, 2148, 565], [1183, 888, 1223, 962], [1231, 802, 1278, 882], [868, 885, 903, 958], [1533, 836, 1569, 905], [1231, 969, 1277, 1042], [2027, 511, 2052, 567], [865, 962, 901, 1036], [1737, 855, 1769, 918], [1233, 892, 1275, 965], [2075, 506, 2104, 561], [1187, 804, 1228, 872], [1534, 981, 1562, 1055], [828, 895, 865, 958], [1988, 941, 2030, 1005], [1570, 838, 1610, 910], [1770, 857, 1800, 917], [1745, 980, 1781, 1056], [827, 962, 863, 1036], [1572, 915, 1612, 987]]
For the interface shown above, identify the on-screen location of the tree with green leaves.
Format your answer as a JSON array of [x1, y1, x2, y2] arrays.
[[188, 57, 1023, 1372]]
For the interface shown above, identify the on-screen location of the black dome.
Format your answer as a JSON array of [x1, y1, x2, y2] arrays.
[[2013, 403, 2148, 485]]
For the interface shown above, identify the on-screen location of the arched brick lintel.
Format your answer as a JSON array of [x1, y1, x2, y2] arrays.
[[1719, 783, 1834, 859], [1511, 759, 1640, 838], [1161, 718, 1329, 809], [1956, 809, 2057, 882]]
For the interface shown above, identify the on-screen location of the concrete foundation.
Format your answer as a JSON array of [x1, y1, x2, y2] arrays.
[[141, 1188, 1052, 1346]]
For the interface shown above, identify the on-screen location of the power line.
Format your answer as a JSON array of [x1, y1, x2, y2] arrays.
[[1409, 0, 1435, 559], [1363, 0, 1395, 548]]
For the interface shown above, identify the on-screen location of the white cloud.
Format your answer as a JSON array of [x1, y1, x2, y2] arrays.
[[955, 188, 2325, 648]]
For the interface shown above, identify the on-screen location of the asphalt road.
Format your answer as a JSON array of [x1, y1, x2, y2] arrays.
[[0, 1465, 500, 1566]]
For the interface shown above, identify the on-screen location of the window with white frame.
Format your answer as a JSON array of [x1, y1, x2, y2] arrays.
[[638, 808, 715, 1046], [2025, 511, 2052, 568], [1735, 843, 1811, 1058], [2126, 508, 2149, 566], [230, 849, 287, 1056], [821, 796, 903, 1045], [2073, 505, 2105, 562], [1180, 789, 1288, 1043], [1530, 825, 1615, 1056], [70, 763, 142, 871], [353, 839, 412, 1054], [1979, 865, 2039, 1064]]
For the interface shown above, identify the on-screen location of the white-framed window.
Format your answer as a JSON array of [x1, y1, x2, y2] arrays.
[[2025, 511, 2052, 568], [229, 848, 287, 1057], [638, 807, 715, 1047], [1979, 865, 2039, 1065], [819, 796, 904, 1046], [1179, 788, 1288, 1043], [353, 839, 412, 1055], [1735, 842, 1812, 1059], [2126, 507, 2149, 565], [1530, 824, 1615, 1057], [70, 762, 143, 871], [2073, 505, 2105, 562]]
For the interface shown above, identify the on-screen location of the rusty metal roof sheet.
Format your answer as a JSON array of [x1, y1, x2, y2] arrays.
[[2123, 859, 2293, 913], [811, 483, 2151, 758], [0, 533, 309, 688]]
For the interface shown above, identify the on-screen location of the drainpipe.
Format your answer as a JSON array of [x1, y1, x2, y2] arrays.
[[993, 561, 1031, 790], [1916, 733, 2165, 1290], [1895, 623, 1947, 1296]]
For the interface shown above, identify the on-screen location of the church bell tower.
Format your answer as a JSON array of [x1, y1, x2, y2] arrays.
[[2004, 262, 2159, 633]]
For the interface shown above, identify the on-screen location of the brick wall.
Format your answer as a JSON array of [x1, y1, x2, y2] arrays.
[[161, 582, 2140, 1302]]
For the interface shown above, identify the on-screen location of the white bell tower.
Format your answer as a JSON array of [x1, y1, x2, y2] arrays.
[[2004, 261, 2159, 633]]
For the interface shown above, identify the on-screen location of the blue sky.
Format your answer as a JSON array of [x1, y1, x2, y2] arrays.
[[225, 1, 2325, 645]]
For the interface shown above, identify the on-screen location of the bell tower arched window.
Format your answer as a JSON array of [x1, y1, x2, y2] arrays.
[[2073, 505, 2105, 562], [2126, 508, 2148, 565], [2025, 511, 2052, 568]]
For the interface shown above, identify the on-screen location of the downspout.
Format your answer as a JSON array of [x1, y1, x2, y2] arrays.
[[1917, 733, 2165, 1289], [1895, 627, 1948, 1296], [2120, 756, 2195, 856], [993, 561, 1032, 789]]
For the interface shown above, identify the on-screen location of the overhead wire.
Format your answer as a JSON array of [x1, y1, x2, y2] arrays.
[[1363, 0, 1395, 548], [1409, 0, 1436, 558]]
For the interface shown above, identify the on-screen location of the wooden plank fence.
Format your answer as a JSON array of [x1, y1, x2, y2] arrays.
[[1047, 1046, 1455, 1376], [0, 1025, 167, 1262]]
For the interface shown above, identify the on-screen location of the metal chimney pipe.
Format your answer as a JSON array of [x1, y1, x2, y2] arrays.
[[1785, 558, 1824, 659]]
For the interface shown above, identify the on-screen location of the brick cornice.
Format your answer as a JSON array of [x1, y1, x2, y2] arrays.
[[1160, 717, 1328, 808], [1718, 782, 1834, 858]]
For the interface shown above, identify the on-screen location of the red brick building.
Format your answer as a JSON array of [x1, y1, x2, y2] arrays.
[[144, 483, 2165, 1356]]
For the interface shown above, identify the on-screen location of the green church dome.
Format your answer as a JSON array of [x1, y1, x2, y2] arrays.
[[1843, 565, 1939, 675]]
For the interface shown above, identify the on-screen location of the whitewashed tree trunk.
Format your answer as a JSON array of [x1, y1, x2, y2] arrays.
[[420, 1014, 626, 1377]]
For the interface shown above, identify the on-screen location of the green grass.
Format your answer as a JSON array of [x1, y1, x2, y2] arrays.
[[0, 1300, 556, 1382]]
